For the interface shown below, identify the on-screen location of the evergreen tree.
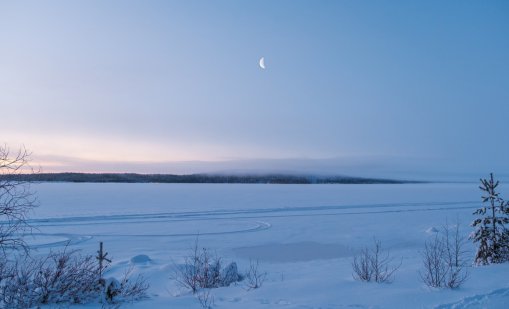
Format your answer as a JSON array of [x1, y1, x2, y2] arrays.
[[470, 173, 509, 265]]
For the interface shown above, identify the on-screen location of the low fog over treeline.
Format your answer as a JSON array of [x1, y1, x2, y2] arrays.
[[0, 173, 417, 184]]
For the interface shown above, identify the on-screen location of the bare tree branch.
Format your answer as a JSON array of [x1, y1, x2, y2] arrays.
[[0, 145, 38, 256]]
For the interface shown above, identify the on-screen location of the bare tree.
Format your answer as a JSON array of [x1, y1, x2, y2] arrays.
[[0, 145, 38, 255], [352, 238, 401, 283]]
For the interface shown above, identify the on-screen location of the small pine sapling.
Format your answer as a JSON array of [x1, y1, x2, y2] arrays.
[[470, 173, 509, 265], [96, 241, 112, 280]]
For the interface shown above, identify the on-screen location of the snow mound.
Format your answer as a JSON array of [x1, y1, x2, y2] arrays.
[[221, 262, 241, 286], [103, 277, 121, 302], [426, 227, 439, 234], [130, 254, 152, 264]]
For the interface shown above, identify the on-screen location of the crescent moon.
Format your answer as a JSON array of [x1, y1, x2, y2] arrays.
[[259, 57, 265, 69]]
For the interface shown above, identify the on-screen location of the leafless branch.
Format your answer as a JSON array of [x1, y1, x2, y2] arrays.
[[0, 145, 38, 256]]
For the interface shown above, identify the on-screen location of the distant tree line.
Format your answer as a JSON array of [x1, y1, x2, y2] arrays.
[[0, 172, 416, 184]]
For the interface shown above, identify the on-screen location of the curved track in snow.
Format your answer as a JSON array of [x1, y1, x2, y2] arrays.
[[26, 200, 477, 248]]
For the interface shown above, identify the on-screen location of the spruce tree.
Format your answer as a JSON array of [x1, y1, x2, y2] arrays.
[[470, 173, 509, 265]]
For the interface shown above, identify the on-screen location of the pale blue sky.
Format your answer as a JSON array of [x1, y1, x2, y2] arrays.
[[1, 1, 508, 178]]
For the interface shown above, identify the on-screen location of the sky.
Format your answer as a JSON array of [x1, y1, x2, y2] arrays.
[[0, 1, 508, 179]]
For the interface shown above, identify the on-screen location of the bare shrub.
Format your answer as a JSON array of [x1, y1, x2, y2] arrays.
[[352, 239, 401, 283], [0, 145, 38, 255], [420, 234, 448, 288], [245, 259, 266, 290], [196, 288, 214, 309], [0, 255, 40, 308], [117, 265, 150, 301], [352, 247, 372, 282], [172, 238, 242, 294], [443, 221, 469, 288], [101, 273, 149, 304], [420, 221, 469, 288], [172, 238, 222, 293]]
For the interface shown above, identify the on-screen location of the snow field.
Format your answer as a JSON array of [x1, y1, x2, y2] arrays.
[[25, 183, 509, 308]]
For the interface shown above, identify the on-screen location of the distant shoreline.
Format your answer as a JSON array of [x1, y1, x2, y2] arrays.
[[0, 173, 422, 184]]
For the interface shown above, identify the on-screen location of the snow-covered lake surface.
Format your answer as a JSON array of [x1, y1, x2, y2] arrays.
[[27, 183, 509, 308]]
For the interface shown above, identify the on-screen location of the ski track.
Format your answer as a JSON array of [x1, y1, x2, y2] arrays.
[[434, 287, 509, 309], [28, 234, 93, 249], [26, 200, 477, 249], [28, 200, 477, 226]]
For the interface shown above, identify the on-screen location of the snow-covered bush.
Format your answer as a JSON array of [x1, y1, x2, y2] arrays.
[[420, 221, 469, 288], [99, 270, 149, 304], [0, 249, 100, 307], [351, 238, 401, 283], [0, 246, 149, 307], [115, 265, 150, 302], [103, 277, 121, 302], [96, 243, 149, 304], [470, 173, 509, 265]]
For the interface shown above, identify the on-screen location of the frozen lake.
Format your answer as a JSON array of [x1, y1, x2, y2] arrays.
[[23, 182, 509, 308], [32, 182, 484, 218], [28, 182, 483, 254]]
